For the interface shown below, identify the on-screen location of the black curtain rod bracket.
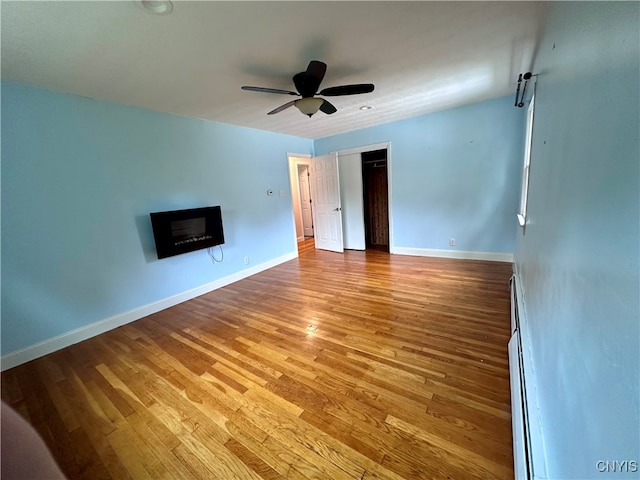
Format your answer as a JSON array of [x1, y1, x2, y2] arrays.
[[514, 72, 538, 108]]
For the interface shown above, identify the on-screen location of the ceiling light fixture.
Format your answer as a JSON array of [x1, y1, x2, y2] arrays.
[[295, 98, 325, 117], [137, 0, 173, 15], [359, 105, 373, 111]]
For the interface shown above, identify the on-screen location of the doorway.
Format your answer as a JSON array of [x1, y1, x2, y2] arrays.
[[335, 143, 391, 252], [362, 149, 389, 251], [287, 155, 313, 245], [297, 164, 314, 238], [288, 144, 391, 254]]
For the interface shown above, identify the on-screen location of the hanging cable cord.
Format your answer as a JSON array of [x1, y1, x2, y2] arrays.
[[207, 245, 224, 264]]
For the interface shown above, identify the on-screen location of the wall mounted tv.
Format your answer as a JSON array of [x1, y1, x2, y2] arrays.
[[150, 206, 224, 259]]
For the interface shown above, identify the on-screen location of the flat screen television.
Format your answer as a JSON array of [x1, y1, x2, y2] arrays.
[[150, 206, 224, 259]]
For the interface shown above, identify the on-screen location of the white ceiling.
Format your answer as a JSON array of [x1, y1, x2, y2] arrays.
[[1, 1, 549, 139]]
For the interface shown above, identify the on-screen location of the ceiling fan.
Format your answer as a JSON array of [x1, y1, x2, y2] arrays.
[[241, 60, 374, 117]]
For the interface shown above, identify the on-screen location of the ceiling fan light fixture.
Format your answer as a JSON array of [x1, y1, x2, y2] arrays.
[[359, 105, 373, 111], [137, 0, 173, 15], [295, 98, 325, 117]]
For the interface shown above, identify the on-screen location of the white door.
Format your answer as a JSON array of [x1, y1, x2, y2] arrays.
[[298, 165, 314, 237], [338, 152, 366, 250], [310, 153, 344, 253]]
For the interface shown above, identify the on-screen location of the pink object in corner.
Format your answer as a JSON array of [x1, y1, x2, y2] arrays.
[[1, 401, 67, 479]]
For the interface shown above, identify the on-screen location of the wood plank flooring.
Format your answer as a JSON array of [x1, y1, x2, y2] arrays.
[[2, 242, 514, 479]]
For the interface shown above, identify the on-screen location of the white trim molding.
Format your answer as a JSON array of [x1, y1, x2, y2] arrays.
[[332, 141, 390, 157], [391, 246, 514, 263], [0, 251, 297, 371]]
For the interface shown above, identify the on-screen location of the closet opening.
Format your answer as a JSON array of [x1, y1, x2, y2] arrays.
[[361, 149, 389, 252]]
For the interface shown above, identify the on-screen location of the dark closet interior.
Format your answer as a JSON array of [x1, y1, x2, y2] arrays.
[[361, 149, 389, 251]]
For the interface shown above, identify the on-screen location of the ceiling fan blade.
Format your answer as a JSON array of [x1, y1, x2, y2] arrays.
[[294, 60, 327, 97], [267, 100, 297, 115], [319, 84, 375, 96], [241, 86, 298, 96], [319, 100, 337, 115], [306, 60, 327, 85]]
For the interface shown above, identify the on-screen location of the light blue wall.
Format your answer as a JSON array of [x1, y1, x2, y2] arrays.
[[315, 96, 524, 254], [1, 82, 312, 355], [515, 2, 639, 479]]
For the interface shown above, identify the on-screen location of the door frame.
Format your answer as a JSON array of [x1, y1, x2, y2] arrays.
[[334, 142, 393, 252]]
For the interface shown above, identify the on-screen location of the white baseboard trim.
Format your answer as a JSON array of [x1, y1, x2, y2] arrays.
[[390, 246, 514, 263], [0, 251, 298, 371]]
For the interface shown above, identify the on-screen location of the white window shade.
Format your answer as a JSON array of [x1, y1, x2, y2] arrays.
[[518, 94, 535, 227]]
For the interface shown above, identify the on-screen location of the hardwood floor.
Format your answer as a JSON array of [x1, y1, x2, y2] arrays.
[[1, 246, 514, 479], [297, 237, 316, 256]]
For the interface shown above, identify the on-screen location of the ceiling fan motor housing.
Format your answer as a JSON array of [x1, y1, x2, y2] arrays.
[[293, 72, 319, 98]]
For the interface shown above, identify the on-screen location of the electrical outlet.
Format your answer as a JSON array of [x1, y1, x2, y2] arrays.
[[279, 190, 285, 197], [244, 256, 250, 265], [449, 238, 455, 247]]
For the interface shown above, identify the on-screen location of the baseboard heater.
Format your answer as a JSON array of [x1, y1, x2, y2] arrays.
[[509, 275, 543, 480]]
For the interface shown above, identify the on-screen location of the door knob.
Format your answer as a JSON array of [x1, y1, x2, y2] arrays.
[[333, 207, 342, 211]]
